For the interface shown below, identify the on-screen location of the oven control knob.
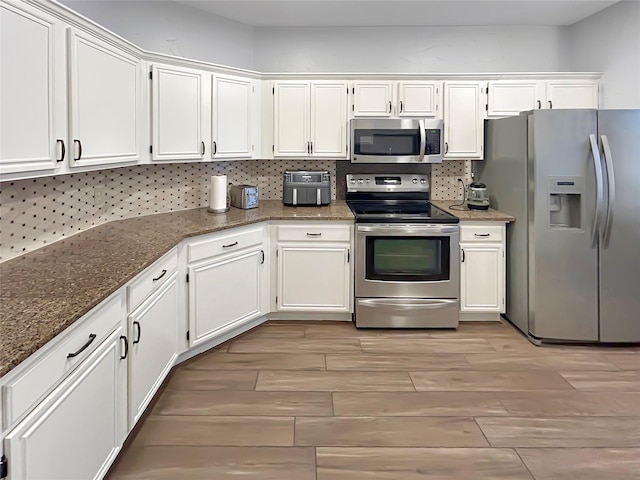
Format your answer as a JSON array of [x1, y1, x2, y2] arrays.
[[357, 179, 364, 184], [412, 178, 418, 184], [365, 179, 370, 183], [349, 178, 356, 184], [420, 179, 427, 184]]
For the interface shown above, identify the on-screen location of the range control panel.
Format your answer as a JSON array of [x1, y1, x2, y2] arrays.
[[346, 174, 429, 193]]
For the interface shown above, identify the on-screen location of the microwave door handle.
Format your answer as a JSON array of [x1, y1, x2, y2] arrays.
[[418, 119, 426, 161]]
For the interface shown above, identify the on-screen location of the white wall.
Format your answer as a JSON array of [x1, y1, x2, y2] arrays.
[[253, 26, 567, 73], [60, 0, 255, 69], [567, 1, 640, 108]]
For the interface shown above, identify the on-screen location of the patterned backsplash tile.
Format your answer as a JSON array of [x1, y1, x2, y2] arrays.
[[0, 159, 471, 261]]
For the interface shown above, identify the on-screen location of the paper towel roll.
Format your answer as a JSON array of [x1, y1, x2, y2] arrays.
[[209, 175, 228, 213]]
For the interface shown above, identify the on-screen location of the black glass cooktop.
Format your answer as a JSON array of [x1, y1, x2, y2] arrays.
[[347, 200, 459, 224]]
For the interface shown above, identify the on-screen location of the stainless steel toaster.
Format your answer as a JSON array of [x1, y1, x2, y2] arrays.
[[230, 185, 259, 209], [283, 171, 331, 206]]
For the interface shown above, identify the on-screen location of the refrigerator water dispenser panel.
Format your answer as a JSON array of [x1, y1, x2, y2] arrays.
[[548, 177, 583, 229]]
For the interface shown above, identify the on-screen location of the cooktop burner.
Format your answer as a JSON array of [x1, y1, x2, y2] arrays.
[[345, 173, 458, 224]]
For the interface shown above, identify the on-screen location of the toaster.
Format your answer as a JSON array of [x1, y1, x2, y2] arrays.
[[283, 171, 331, 206], [230, 185, 259, 209]]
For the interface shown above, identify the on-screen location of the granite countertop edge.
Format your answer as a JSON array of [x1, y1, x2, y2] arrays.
[[0, 199, 514, 377]]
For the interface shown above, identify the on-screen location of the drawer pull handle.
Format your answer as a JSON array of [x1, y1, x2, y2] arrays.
[[474, 233, 491, 237], [223, 241, 239, 248], [133, 321, 141, 344], [120, 335, 129, 360], [306, 233, 322, 237], [67, 333, 96, 358], [461, 248, 465, 262], [152, 269, 167, 281]]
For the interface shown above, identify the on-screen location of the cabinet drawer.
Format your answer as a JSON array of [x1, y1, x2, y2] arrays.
[[2, 292, 123, 430], [277, 225, 351, 242], [460, 225, 503, 242], [188, 226, 265, 263], [127, 247, 178, 311]]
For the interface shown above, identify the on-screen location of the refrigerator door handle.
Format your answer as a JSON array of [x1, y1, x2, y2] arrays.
[[600, 134, 616, 247], [588, 134, 605, 248]]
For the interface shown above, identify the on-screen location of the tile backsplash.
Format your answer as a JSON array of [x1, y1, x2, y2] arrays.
[[0, 159, 471, 261]]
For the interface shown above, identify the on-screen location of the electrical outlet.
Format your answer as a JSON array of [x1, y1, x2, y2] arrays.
[[94, 186, 108, 206]]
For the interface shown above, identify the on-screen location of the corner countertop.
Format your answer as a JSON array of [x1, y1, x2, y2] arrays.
[[0, 201, 354, 377], [430, 200, 515, 222]]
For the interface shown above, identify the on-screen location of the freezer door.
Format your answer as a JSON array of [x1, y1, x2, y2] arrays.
[[598, 110, 640, 342], [528, 110, 600, 341]]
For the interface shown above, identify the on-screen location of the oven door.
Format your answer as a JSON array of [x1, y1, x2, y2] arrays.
[[355, 224, 459, 298]]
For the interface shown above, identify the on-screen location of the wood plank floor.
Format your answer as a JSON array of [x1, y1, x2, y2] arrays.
[[107, 321, 640, 480]]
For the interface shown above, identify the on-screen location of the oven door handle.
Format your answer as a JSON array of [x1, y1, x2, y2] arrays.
[[357, 298, 458, 309], [357, 225, 459, 235]]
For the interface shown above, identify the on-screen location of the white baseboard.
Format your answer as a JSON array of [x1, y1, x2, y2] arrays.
[[459, 312, 502, 322], [267, 312, 352, 321]]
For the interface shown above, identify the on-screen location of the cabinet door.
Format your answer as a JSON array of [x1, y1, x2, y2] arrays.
[[212, 74, 253, 159], [460, 243, 504, 312], [273, 81, 310, 157], [487, 80, 545, 117], [443, 82, 485, 159], [68, 29, 141, 168], [4, 328, 127, 480], [0, 1, 66, 175], [128, 274, 178, 428], [189, 248, 266, 346], [152, 64, 205, 161], [277, 244, 350, 312], [398, 82, 440, 117], [545, 81, 599, 109], [310, 81, 348, 158], [352, 82, 393, 117]]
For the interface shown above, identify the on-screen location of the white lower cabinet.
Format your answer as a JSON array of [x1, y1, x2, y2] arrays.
[[275, 223, 352, 313], [127, 273, 178, 429], [187, 226, 268, 346], [459, 223, 506, 315], [4, 328, 128, 480]]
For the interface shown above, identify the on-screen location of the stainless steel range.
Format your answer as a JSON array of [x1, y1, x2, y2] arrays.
[[346, 174, 460, 328]]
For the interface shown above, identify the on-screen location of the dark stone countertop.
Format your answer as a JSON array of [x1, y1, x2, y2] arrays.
[[0, 201, 354, 377]]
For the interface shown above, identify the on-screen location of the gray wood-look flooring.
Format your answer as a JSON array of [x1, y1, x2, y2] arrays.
[[107, 321, 640, 479]]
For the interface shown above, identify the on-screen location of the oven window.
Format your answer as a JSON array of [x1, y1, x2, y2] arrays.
[[353, 129, 420, 156], [366, 236, 450, 281]]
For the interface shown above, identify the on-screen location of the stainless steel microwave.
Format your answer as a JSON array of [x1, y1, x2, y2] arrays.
[[350, 118, 443, 164]]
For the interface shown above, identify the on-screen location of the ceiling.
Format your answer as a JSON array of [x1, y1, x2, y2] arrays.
[[177, 0, 620, 27]]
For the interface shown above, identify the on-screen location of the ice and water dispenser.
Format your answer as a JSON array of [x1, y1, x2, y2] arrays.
[[548, 177, 583, 229]]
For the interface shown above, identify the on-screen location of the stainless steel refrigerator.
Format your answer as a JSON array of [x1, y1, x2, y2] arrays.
[[477, 109, 640, 343]]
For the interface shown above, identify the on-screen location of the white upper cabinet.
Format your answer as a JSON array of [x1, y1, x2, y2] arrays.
[[273, 81, 310, 156], [1, 1, 66, 176], [68, 28, 142, 168], [352, 82, 394, 117], [310, 82, 348, 157], [151, 64, 206, 161], [398, 82, 440, 117], [273, 80, 348, 158], [546, 80, 599, 109], [352, 81, 441, 118], [488, 79, 599, 117], [443, 81, 485, 159], [487, 80, 546, 117], [212, 74, 254, 159]]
